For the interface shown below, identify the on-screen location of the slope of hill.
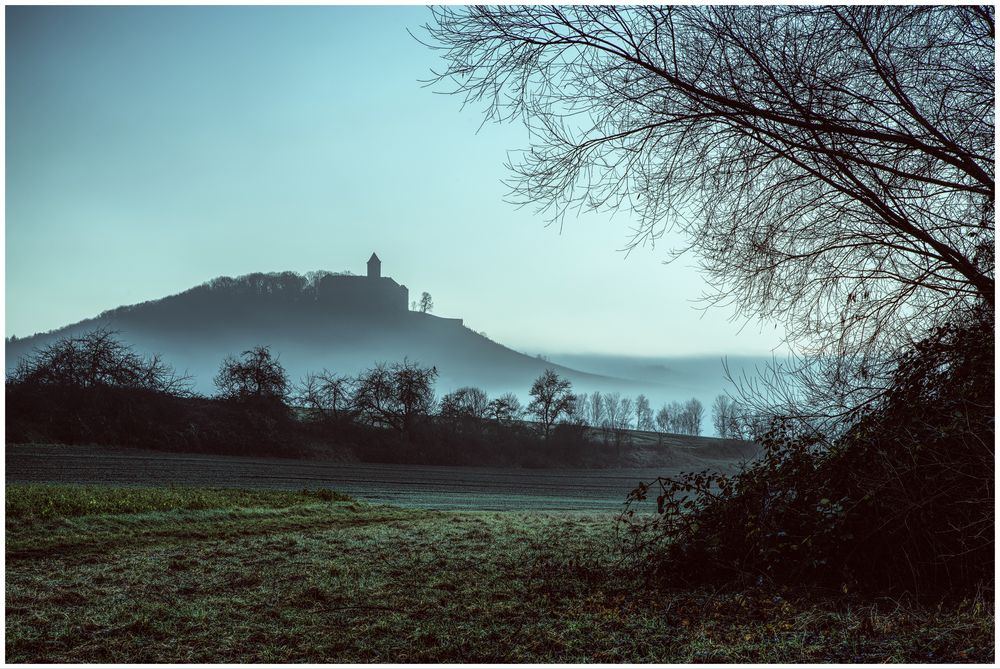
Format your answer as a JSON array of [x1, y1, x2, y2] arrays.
[[5, 270, 641, 398]]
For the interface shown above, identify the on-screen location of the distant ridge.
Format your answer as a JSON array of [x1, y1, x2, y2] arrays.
[[5, 267, 647, 398]]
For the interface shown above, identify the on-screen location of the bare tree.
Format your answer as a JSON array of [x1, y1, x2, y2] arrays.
[[684, 398, 705, 436], [486, 392, 523, 425], [635, 394, 654, 432], [439, 386, 490, 420], [655, 404, 672, 444], [603, 392, 622, 445], [353, 360, 438, 435], [425, 6, 994, 424], [527, 369, 576, 439], [419, 292, 434, 314], [730, 402, 773, 443], [620, 397, 635, 429], [9, 329, 190, 395], [574, 392, 590, 426], [214, 346, 289, 405], [666, 401, 685, 434], [298, 370, 353, 422], [712, 394, 738, 438], [588, 392, 605, 434], [601, 392, 634, 450]]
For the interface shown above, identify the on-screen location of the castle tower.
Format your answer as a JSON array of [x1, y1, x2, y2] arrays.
[[367, 252, 381, 279]]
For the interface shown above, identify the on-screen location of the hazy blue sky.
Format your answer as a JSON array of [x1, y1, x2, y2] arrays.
[[6, 6, 784, 357]]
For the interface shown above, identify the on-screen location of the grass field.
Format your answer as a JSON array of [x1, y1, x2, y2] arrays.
[[5, 484, 993, 663]]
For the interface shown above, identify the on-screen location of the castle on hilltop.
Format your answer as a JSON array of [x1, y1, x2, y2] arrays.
[[316, 252, 408, 312]]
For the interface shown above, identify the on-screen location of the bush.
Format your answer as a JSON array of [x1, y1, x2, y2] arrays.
[[8, 329, 189, 394], [620, 305, 994, 599]]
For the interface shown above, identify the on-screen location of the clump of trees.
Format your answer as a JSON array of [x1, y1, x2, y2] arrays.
[[575, 391, 709, 446], [440, 386, 490, 422], [710, 394, 770, 440], [486, 392, 523, 426], [5, 330, 202, 450]]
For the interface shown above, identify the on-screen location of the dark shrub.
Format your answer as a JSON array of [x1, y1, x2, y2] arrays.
[[620, 306, 994, 599]]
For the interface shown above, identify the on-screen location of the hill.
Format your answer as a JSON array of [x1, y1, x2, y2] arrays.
[[5, 269, 641, 398]]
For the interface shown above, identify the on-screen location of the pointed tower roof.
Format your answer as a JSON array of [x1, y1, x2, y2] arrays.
[[367, 252, 382, 279]]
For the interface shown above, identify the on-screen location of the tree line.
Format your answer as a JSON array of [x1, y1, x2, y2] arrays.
[[220, 347, 740, 442], [7, 330, 747, 450]]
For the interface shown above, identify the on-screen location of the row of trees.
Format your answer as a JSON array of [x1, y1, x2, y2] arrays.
[[8, 330, 755, 440], [710, 394, 770, 441], [9, 332, 751, 443], [218, 348, 571, 439], [572, 392, 705, 443], [221, 350, 734, 441]]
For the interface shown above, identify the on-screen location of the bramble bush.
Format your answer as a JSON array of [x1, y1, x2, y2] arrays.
[[620, 305, 994, 599]]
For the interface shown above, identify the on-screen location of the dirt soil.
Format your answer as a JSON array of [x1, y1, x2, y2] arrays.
[[5, 441, 754, 512]]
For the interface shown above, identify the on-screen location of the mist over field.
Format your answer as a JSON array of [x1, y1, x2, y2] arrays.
[[5, 269, 763, 422], [546, 353, 775, 402]]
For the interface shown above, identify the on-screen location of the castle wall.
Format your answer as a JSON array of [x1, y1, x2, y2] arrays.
[[316, 275, 407, 312]]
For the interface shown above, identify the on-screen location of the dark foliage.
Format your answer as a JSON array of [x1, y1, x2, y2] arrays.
[[7, 333, 300, 456], [6, 385, 306, 457], [620, 306, 994, 599], [98, 271, 352, 320]]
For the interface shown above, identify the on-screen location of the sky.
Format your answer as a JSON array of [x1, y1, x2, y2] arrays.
[[6, 5, 786, 357]]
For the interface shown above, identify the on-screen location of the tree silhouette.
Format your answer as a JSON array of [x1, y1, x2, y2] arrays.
[[526, 369, 575, 440], [486, 392, 523, 425], [683, 398, 704, 436], [9, 329, 189, 395], [419, 292, 434, 314], [425, 5, 994, 419], [297, 370, 354, 422], [635, 394, 654, 432], [214, 346, 290, 406], [352, 360, 438, 436], [439, 386, 489, 420]]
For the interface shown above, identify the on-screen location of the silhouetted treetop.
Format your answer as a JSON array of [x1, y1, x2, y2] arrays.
[[97, 270, 357, 319], [214, 345, 291, 406], [8, 329, 190, 395]]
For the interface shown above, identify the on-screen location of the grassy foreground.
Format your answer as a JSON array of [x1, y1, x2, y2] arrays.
[[6, 484, 993, 663]]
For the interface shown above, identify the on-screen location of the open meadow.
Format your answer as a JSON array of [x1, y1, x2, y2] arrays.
[[5, 484, 992, 663]]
